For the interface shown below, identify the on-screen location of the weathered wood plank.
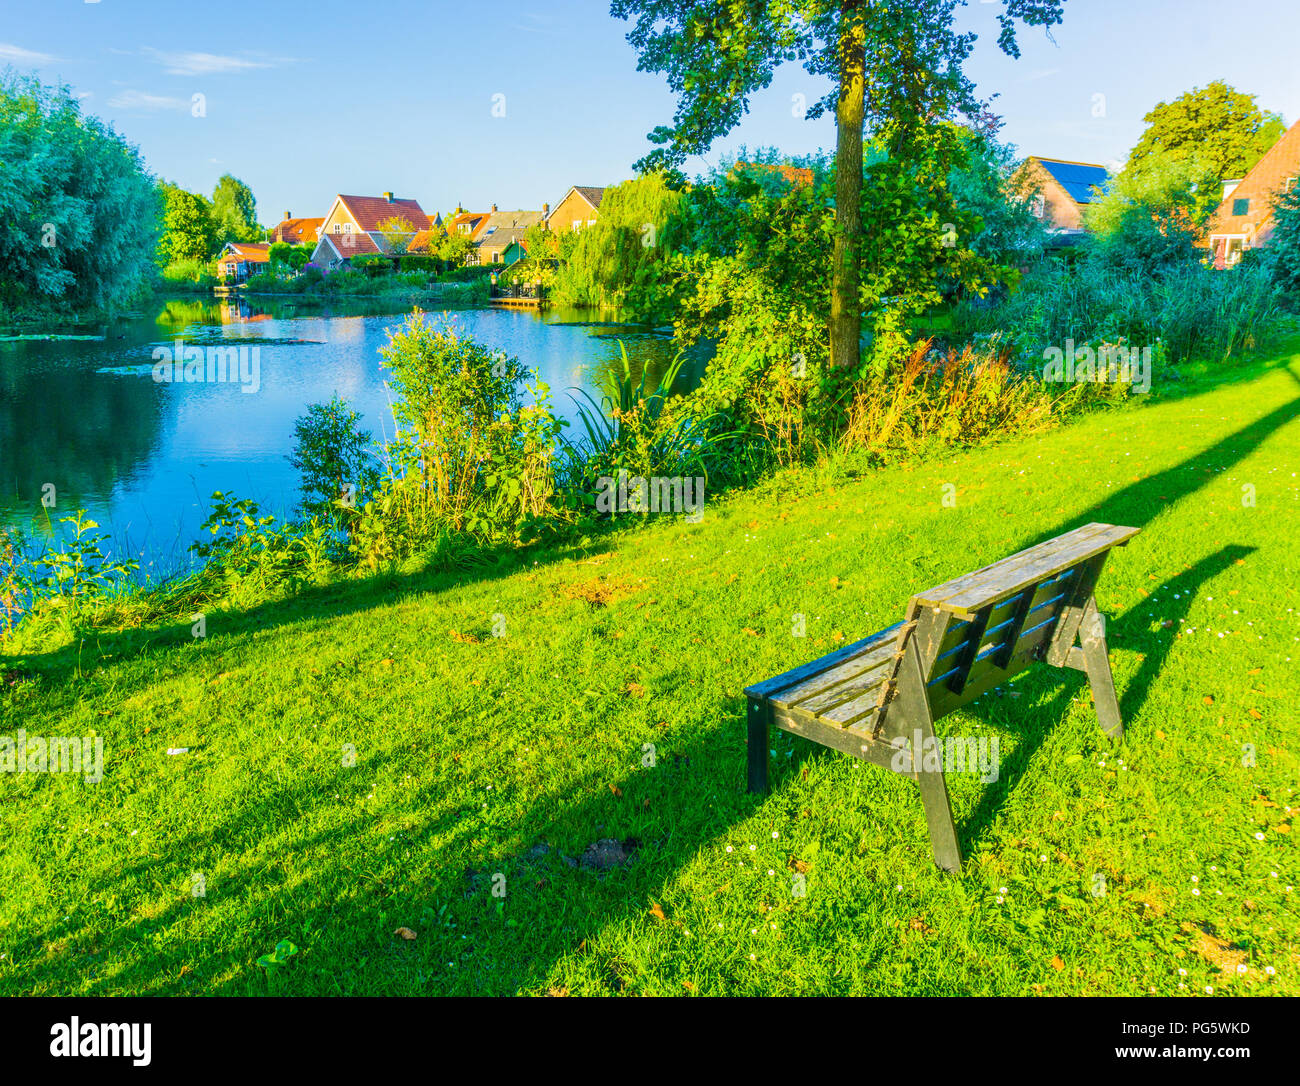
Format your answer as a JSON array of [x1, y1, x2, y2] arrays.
[[782, 657, 895, 715], [939, 524, 1139, 618], [769, 704, 901, 771], [743, 621, 904, 701], [925, 615, 1062, 718], [910, 522, 1115, 610], [770, 639, 901, 707]]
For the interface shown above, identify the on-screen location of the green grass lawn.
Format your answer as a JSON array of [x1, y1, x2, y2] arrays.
[[3, 350, 1298, 996]]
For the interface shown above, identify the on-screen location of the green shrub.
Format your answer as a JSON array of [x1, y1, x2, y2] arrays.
[[288, 397, 381, 534], [377, 311, 565, 542]]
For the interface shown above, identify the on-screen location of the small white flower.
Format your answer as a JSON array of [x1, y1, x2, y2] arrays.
[[1237, 964, 1248, 973], [996, 895, 1004, 904], [1205, 985, 1214, 994], [1191, 875, 1199, 882], [1192, 888, 1200, 896], [1254, 832, 1265, 841], [725, 845, 733, 852], [1178, 968, 1187, 976], [772, 831, 779, 839], [1265, 966, 1276, 976]]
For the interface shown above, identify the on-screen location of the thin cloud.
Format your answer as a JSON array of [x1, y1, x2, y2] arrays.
[[107, 89, 189, 111], [0, 42, 56, 64], [141, 47, 294, 76]]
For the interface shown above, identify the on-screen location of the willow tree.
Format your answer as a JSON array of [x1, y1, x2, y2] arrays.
[[609, 0, 1066, 369]]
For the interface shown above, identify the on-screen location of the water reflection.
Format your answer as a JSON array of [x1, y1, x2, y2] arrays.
[[0, 293, 688, 572]]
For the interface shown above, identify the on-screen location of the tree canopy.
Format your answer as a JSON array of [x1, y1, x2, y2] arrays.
[[609, 0, 1067, 369], [1127, 81, 1285, 183], [0, 70, 160, 315], [210, 174, 261, 245]]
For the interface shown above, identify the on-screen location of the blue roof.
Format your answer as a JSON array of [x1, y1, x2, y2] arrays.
[[1037, 159, 1109, 204]]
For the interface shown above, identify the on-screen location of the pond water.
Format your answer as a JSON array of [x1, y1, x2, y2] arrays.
[[0, 294, 689, 577]]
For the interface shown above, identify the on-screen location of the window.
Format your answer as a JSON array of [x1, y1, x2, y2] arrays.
[[342, 222, 352, 234], [1233, 197, 1250, 217], [1225, 238, 1244, 266], [333, 223, 341, 234], [1032, 194, 1046, 219], [1287, 177, 1298, 192], [458, 223, 471, 235], [492, 252, 502, 264], [571, 220, 582, 232]]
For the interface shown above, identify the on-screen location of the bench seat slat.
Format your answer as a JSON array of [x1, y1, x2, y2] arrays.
[[743, 621, 905, 701], [782, 656, 896, 715]]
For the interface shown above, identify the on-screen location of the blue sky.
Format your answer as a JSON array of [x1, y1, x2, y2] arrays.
[[3, 0, 1298, 223]]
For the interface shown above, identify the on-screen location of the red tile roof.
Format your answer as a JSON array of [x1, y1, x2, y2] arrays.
[[273, 217, 324, 245], [219, 243, 270, 264], [336, 194, 429, 233], [448, 211, 491, 239]]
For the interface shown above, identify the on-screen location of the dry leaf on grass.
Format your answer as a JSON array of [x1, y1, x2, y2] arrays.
[[394, 927, 417, 941], [1050, 956, 1065, 971], [649, 902, 667, 921]]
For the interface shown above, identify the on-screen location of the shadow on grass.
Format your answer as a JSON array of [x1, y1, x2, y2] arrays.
[[8, 361, 1299, 996]]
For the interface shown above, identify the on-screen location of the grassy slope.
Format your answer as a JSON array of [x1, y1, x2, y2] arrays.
[[3, 352, 1298, 997]]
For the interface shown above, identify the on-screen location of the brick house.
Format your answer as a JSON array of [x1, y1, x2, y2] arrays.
[[545, 186, 606, 233], [271, 213, 324, 246], [309, 192, 431, 270], [216, 242, 270, 282], [1009, 156, 1110, 236], [1205, 118, 1300, 267]]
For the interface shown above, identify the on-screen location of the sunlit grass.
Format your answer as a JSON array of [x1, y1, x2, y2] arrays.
[[2, 349, 1297, 995]]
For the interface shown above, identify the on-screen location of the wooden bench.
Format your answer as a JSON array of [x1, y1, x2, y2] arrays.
[[744, 522, 1140, 871]]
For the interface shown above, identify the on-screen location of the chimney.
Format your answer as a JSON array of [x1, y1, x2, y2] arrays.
[[543, 202, 549, 216], [491, 203, 498, 212], [383, 191, 395, 203], [284, 210, 291, 221]]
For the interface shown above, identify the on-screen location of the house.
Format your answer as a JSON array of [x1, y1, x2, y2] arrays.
[[216, 242, 270, 282], [1010, 156, 1110, 236], [546, 186, 606, 233], [1206, 118, 1300, 267], [471, 209, 544, 265], [309, 192, 432, 270], [447, 208, 493, 240], [271, 213, 324, 246]]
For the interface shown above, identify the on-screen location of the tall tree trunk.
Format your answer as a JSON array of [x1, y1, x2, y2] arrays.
[[831, 11, 866, 370]]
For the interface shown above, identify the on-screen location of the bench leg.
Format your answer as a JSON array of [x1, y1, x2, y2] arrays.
[[1079, 604, 1123, 741], [915, 747, 963, 873], [746, 697, 770, 794], [891, 628, 963, 872]]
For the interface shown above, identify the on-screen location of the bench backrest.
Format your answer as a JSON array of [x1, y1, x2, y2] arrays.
[[891, 522, 1139, 726]]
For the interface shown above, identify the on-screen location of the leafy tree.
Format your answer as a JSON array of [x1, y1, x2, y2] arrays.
[[0, 70, 160, 316], [1084, 155, 1203, 274], [948, 120, 1047, 267], [1127, 81, 1285, 184], [158, 182, 218, 265], [553, 174, 688, 319], [376, 215, 416, 255], [268, 241, 311, 271], [1258, 186, 1300, 298], [210, 174, 261, 245], [609, 0, 1066, 369]]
